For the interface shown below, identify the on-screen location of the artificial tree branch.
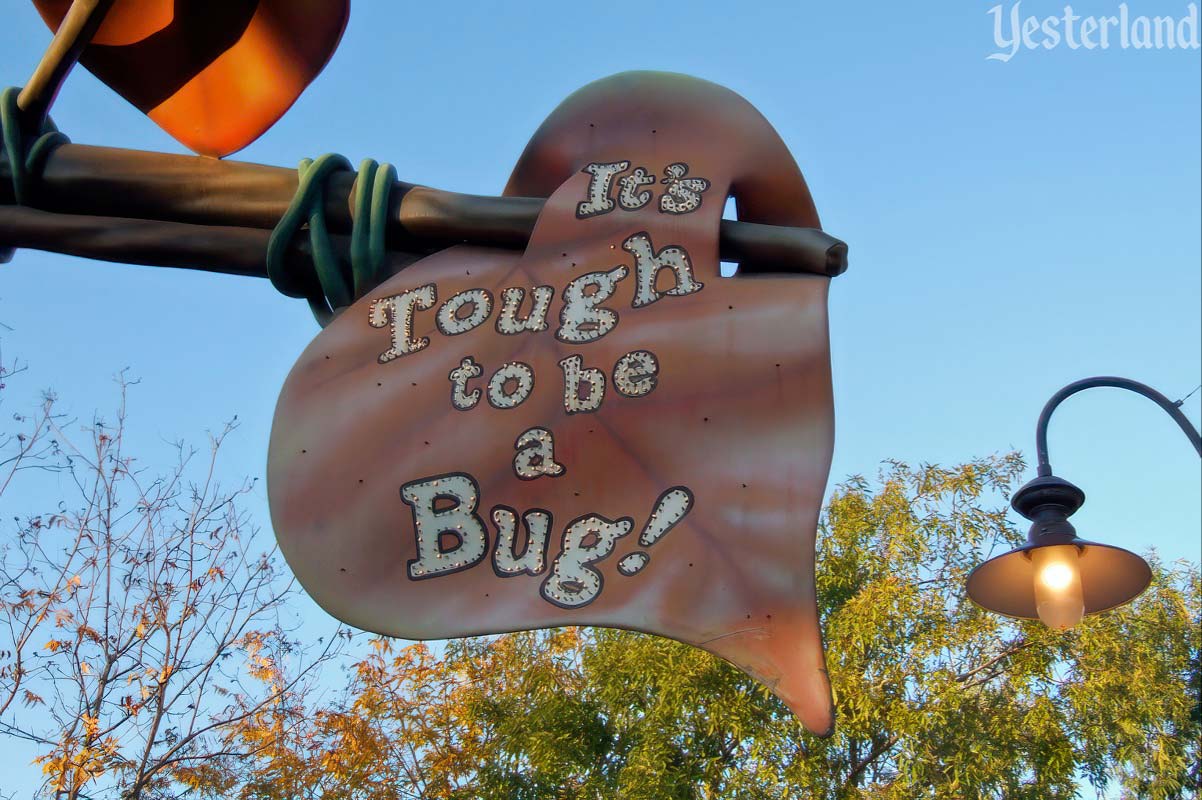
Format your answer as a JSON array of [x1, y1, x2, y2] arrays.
[[0, 141, 848, 279], [16, 0, 117, 133]]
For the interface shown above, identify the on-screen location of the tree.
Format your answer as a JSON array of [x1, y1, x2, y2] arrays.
[[203, 455, 1199, 800], [3, 356, 1196, 799], [0, 367, 342, 799]]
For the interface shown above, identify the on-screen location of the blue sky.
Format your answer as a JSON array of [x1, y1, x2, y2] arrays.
[[0, 0, 1198, 791]]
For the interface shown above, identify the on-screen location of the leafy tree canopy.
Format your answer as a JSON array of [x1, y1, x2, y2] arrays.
[[2, 366, 1197, 799], [203, 456, 1200, 800]]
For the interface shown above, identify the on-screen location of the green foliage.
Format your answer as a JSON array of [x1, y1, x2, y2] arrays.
[[204, 455, 1200, 799]]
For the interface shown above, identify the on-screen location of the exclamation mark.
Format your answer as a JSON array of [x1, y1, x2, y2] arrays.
[[617, 486, 694, 576]]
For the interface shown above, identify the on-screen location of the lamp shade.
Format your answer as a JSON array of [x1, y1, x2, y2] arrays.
[[966, 538, 1151, 620]]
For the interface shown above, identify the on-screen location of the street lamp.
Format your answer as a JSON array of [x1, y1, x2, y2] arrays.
[[966, 377, 1202, 630]]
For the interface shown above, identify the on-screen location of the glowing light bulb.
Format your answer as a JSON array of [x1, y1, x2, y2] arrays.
[[1032, 544, 1084, 630], [1040, 562, 1073, 590]]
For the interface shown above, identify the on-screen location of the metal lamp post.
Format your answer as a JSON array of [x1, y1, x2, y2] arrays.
[[966, 377, 1202, 630]]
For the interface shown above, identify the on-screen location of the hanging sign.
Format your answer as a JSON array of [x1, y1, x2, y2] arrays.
[[32, 0, 348, 157], [267, 72, 837, 736]]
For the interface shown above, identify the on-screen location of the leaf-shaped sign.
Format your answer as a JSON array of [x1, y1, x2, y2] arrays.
[[268, 72, 837, 735], [32, 0, 348, 157]]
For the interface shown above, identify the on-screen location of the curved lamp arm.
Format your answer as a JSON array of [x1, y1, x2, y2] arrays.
[[1035, 376, 1202, 477]]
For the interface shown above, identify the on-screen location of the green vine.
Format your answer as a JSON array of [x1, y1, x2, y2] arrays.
[[1, 86, 71, 262], [266, 154, 396, 326]]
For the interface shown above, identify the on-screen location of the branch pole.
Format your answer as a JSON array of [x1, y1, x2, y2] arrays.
[[16, 0, 117, 133], [0, 142, 849, 279]]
